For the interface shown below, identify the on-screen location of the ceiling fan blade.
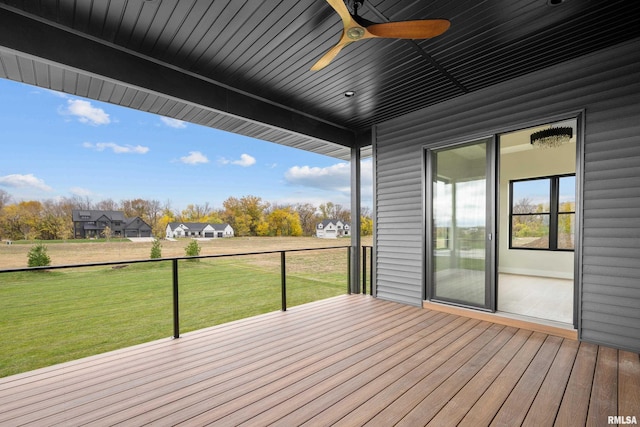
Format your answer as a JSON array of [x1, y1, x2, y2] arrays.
[[311, 39, 351, 71], [366, 19, 450, 39], [325, 0, 354, 28]]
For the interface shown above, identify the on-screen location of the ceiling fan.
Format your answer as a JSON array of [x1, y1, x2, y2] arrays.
[[311, 0, 450, 71]]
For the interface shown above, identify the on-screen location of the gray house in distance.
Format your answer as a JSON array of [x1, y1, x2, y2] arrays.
[[2, 1, 638, 353], [73, 210, 152, 239]]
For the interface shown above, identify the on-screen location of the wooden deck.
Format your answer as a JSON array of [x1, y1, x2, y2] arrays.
[[0, 294, 638, 426]]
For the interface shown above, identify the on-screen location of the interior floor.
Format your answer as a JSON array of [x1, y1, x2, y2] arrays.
[[498, 273, 573, 325]]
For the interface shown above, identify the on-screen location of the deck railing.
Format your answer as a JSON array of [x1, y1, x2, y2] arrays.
[[0, 245, 373, 377], [362, 245, 373, 296]]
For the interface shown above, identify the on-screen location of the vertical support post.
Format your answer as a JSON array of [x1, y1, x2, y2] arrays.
[[172, 258, 180, 339], [350, 140, 361, 294], [281, 251, 287, 311], [362, 246, 367, 295]]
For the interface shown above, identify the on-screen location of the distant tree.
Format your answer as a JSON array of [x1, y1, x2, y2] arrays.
[[0, 191, 10, 239], [102, 226, 113, 241], [0, 189, 10, 210], [232, 214, 252, 236], [145, 199, 162, 235], [121, 198, 149, 219], [361, 216, 373, 236], [27, 243, 51, 267], [202, 208, 224, 225], [39, 198, 73, 240], [0, 203, 23, 240], [319, 202, 350, 223], [512, 197, 535, 214], [9, 201, 43, 240], [512, 197, 549, 239], [266, 207, 303, 237], [70, 195, 93, 210], [175, 202, 225, 227], [185, 239, 201, 258], [157, 206, 176, 238], [150, 239, 162, 259], [222, 195, 269, 236], [52, 197, 75, 239], [295, 203, 320, 236], [38, 212, 68, 240], [180, 204, 197, 222], [94, 198, 118, 211], [558, 202, 575, 238]]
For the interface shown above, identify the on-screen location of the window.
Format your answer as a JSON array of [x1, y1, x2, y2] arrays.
[[509, 174, 575, 250]]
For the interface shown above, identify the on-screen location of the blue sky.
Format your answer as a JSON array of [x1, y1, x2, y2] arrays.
[[0, 79, 372, 211]]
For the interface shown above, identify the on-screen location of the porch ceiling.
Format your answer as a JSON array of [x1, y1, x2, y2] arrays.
[[0, 1, 639, 159]]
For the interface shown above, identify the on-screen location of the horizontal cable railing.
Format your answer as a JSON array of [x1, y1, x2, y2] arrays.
[[0, 245, 373, 377]]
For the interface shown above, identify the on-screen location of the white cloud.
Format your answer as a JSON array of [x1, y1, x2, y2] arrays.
[[160, 117, 187, 128], [180, 151, 209, 165], [45, 89, 69, 99], [0, 174, 52, 191], [285, 164, 351, 192], [69, 187, 94, 197], [62, 99, 111, 125], [219, 153, 256, 167], [284, 159, 373, 202], [83, 142, 149, 154]]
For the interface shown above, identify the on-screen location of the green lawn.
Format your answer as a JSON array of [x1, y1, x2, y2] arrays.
[[0, 250, 348, 378]]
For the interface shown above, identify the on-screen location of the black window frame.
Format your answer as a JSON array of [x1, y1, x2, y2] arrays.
[[509, 173, 575, 251]]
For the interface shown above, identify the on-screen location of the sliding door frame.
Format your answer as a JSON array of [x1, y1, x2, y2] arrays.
[[422, 112, 583, 329], [423, 135, 497, 311]]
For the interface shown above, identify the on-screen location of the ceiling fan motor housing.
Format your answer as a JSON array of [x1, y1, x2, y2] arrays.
[[347, 27, 365, 40]]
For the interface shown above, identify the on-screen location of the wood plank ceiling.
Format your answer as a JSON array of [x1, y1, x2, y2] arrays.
[[0, 0, 639, 159]]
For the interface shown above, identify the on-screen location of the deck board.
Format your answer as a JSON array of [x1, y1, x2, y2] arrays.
[[0, 294, 638, 426], [425, 328, 532, 426], [490, 335, 564, 426], [619, 351, 640, 417], [458, 331, 548, 426], [393, 325, 515, 426], [588, 346, 620, 425], [521, 338, 580, 427], [555, 342, 599, 427]]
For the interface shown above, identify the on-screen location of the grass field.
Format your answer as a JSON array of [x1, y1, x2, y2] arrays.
[[0, 237, 371, 378]]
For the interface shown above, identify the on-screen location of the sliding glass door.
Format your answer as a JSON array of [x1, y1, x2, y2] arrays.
[[427, 137, 494, 309]]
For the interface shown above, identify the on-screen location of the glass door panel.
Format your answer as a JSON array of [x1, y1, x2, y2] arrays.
[[430, 138, 492, 308]]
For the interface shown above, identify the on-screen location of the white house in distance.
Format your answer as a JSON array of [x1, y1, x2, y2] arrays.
[[166, 222, 234, 239], [316, 219, 350, 239]]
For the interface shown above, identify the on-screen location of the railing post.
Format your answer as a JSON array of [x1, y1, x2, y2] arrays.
[[362, 246, 367, 295], [347, 246, 351, 294], [172, 258, 180, 339], [369, 246, 374, 296], [281, 251, 286, 311]]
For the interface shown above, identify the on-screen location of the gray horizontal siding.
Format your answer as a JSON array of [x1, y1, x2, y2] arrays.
[[374, 38, 640, 352], [374, 137, 424, 305]]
